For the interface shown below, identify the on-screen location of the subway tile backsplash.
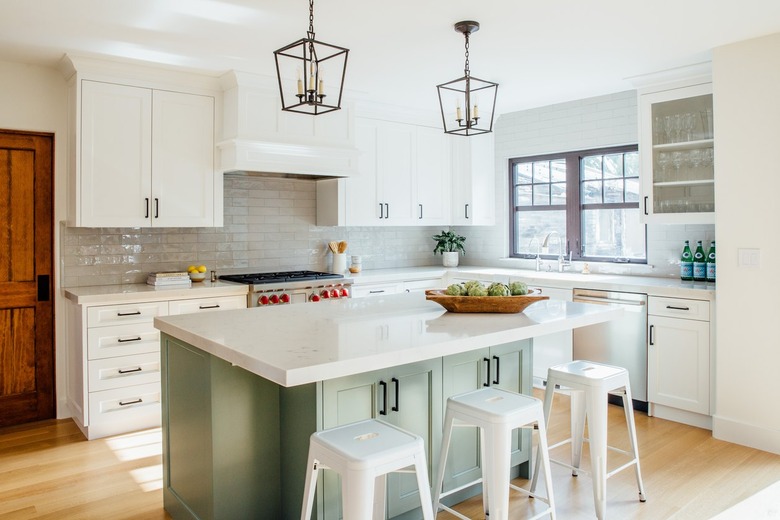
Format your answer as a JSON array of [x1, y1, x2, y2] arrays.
[[60, 176, 440, 288]]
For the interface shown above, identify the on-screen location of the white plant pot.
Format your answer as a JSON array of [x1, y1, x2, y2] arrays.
[[442, 252, 460, 267]]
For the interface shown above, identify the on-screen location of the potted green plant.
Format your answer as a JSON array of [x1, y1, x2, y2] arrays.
[[432, 230, 466, 267]]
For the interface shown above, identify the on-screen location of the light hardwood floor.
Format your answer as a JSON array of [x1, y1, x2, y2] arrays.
[[1, 391, 779, 519]]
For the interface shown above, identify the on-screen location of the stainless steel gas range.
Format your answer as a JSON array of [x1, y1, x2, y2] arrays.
[[219, 270, 353, 307]]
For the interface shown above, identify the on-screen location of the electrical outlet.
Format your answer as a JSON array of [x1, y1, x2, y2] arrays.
[[738, 248, 760, 267]]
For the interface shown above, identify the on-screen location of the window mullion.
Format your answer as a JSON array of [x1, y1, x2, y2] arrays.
[[566, 153, 581, 259]]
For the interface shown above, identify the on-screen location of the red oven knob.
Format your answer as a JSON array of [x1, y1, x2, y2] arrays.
[[330, 289, 339, 298], [258, 295, 270, 306], [279, 293, 290, 304], [269, 294, 280, 304], [309, 293, 321, 302], [320, 290, 330, 299], [340, 287, 349, 297]]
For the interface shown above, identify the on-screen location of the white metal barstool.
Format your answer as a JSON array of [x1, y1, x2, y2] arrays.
[[300, 418, 435, 520], [432, 387, 556, 520], [531, 360, 646, 520]]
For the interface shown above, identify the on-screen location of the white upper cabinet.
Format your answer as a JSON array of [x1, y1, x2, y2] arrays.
[[63, 56, 221, 228], [450, 133, 496, 226], [415, 126, 450, 226], [638, 80, 714, 224]]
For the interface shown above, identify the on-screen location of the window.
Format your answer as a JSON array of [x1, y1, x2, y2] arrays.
[[509, 145, 646, 263]]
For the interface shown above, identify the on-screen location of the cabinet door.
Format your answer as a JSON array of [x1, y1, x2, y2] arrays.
[[384, 359, 442, 519], [450, 133, 495, 226], [345, 118, 381, 225], [415, 126, 450, 225], [152, 90, 215, 227], [377, 121, 415, 225], [80, 80, 152, 227], [648, 315, 710, 414], [639, 82, 714, 224]]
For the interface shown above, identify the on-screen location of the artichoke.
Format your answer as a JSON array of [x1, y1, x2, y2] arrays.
[[487, 282, 511, 297], [445, 283, 465, 296], [461, 280, 482, 294], [508, 281, 529, 296], [466, 283, 488, 297]]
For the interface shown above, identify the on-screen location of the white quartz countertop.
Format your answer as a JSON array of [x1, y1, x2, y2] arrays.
[[63, 280, 248, 305], [351, 266, 715, 300], [154, 291, 623, 387]]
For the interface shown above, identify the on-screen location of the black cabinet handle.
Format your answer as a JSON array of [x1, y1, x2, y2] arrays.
[[666, 305, 690, 311], [117, 336, 142, 343], [117, 311, 142, 317], [37, 274, 50, 302], [385, 203, 389, 219], [379, 203, 384, 219], [649, 324, 655, 345], [199, 304, 220, 310], [644, 196, 648, 216], [119, 398, 143, 406], [483, 357, 491, 387], [391, 377, 399, 412], [154, 198, 159, 218], [145, 198, 150, 219], [465, 203, 470, 219], [419, 204, 423, 219], [379, 380, 388, 415], [118, 367, 143, 374], [492, 355, 500, 385], [369, 290, 385, 294]]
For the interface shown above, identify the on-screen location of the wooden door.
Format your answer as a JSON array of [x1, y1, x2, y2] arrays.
[[0, 130, 54, 427]]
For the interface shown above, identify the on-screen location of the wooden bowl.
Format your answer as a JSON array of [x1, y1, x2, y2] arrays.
[[425, 289, 549, 313]]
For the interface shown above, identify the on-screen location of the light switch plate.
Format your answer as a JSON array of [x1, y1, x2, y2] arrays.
[[738, 248, 760, 267]]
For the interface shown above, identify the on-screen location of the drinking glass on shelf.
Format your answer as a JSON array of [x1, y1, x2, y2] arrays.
[[700, 108, 714, 139], [653, 116, 665, 144], [671, 151, 684, 172], [656, 152, 670, 181], [687, 149, 701, 168], [683, 112, 697, 141], [663, 115, 675, 143], [701, 148, 714, 168]]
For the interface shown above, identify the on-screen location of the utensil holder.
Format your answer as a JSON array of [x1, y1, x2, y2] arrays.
[[332, 253, 346, 274]]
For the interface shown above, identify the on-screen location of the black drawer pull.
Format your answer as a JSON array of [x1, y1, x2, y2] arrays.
[[199, 304, 220, 309], [492, 355, 500, 385], [117, 311, 142, 317], [666, 305, 690, 311], [154, 198, 159, 218], [649, 324, 655, 345], [119, 398, 143, 406], [391, 377, 400, 412], [118, 367, 143, 374], [483, 357, 491, 387], [117, 336, 142, 343], [369, 290, 385, 294], [145, 198, 150, 219], [379, 380, 388, 415]]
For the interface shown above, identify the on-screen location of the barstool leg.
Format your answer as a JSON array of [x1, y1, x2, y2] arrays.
[[300, 452, 318, 520], [342, 468, 375, 520], [621, 388, 647, 502], [530, 380, 556, 494], [585, 392, 609, 520], [413, 451, 436, 520], [483, 424, 512, 520], [570, 390, 586, 477], [432, 409, 455, 513], [372, 474, 386, 519], [536, 416, 557, 520]]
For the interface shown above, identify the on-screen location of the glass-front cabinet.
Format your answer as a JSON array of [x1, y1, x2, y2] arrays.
[[639, 82, 714, 224]]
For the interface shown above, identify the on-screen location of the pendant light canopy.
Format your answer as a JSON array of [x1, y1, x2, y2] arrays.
[[437, 21, 498, 136], [273, 0, 349, 115]]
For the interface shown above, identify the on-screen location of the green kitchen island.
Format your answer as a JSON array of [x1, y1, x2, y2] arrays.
[[153, 291, 623, 520]]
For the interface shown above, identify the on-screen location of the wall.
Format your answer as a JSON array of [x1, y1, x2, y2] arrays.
[[60, 175, 441, 287], [712, 33, 780, 453], [458, 90, 715, 278], [0, 60, 70, 419]]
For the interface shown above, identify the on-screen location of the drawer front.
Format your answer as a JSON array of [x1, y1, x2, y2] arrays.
[[88, 353, 161, 392], [649, 296, 710, 321], [87, 323, 160, 360], [168, 295, 246, 315], [88, 301, 168, 327], [402, 278, 443, 293], [351, 283, 401, 298], [86, 383, 161, 437]]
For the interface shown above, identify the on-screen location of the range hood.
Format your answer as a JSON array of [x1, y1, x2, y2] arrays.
[[218, 71, 358, 178]]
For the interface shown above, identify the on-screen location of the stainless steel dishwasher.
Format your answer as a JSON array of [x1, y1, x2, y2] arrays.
[[572, 289, 648, 410]]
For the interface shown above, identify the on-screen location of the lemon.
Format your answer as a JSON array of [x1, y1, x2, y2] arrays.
[[187, 265, 197, 273], [197, 265, 207, 273]]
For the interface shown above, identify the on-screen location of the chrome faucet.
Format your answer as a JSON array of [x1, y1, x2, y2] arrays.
[[528, 237, 542, 271], [542, 231, 571, 272]]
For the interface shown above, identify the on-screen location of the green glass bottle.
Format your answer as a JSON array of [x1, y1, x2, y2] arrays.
[[680, 240, 693, 281], [693, 240, 706, 282], [706, 241, 716, 282]]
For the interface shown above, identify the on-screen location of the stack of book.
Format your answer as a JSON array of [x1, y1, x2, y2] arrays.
[[147, 271, 191, 287]]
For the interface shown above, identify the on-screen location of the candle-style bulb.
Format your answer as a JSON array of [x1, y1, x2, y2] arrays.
[[297, 69, 304, 95], [473, 104, 479, 119], [455, 100, 462, 121]]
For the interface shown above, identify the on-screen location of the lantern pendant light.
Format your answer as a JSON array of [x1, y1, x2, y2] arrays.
[[273, 0, 349, 115], [437, 21, 498, 136]]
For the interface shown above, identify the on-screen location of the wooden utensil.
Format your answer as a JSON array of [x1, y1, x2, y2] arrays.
[[328, 241, 338, 253], [338, 241, 347, 253]]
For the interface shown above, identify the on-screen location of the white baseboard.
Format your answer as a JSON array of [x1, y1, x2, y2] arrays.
[[712, 414, 780, 455], [649, 403, 712, 430]]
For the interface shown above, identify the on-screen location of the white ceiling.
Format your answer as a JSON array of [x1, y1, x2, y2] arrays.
[[2, 0, 780, 116]]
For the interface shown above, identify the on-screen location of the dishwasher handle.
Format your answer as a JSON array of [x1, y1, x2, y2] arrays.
[[573, 295, 646, 306]]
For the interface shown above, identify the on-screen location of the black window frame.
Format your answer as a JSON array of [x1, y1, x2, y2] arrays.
[[508, 144, 646, 264]]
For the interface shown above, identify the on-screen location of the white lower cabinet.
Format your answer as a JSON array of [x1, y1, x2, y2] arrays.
[[67, 292, 246, 439], [648, 296, 711, 424]]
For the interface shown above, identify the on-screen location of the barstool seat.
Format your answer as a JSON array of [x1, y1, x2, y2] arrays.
[[432, 387, 556, 520], [531, 360, 646, 520], [300, 418, 434, 520]]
